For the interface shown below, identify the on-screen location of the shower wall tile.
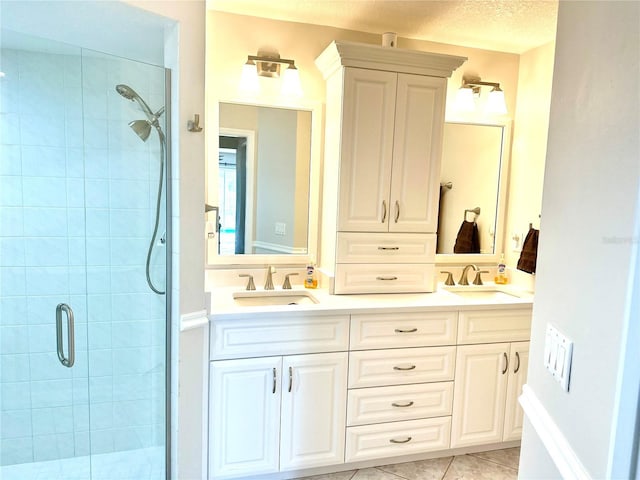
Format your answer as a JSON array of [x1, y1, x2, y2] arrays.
[[90, 428, 115, 455], [83, 118, 109, 149], [1, 409, 33, 438], [21, 146, 67, 177], [82, 90, 108, 120], [22, 177, 66, 207], [0, 436, 33, 465], [85, 178, 110, 208], [73, 403, 90, 432], [110, 238, 147, 266], [32, 432, 75, 462], [65, 117, 84, 149], [23, 207, 68, 237], [67, 208, 86, 237], [110, 179, 150, 209], [63, 55, 82, 88], [25, 267, 69, 295], [0, 175, 22, 206], [72, 377, 90, 404], [0, 79, 20, 114], [0, 266, 26, 296], [0, 381, 31, 411], [28, 323, 56, 353], [90, 402, 114, 430], [0, 207, 24, 236], [109, 150, 150, 180], [111, 321, 152, 348], [29, 353, 73, 381], [110, 266, 148, 294], [20, 113, 66, 148], [85, 208, 110, 237], [66, 177, 85, 208], [110, 209, 150, 237], [0, 113, 21, 144], [0, 145, 21, 174], [66, 147, 84, 177], [31, 406, 74, 435], [85, 148, 109, 178], [26, 295, 61, 325], [30, 379, 73, 409], [0, 237, 26, 266], [113, 374, 152, 402], [0, 354, 30, 382], [24, 237, 69, 266], [87, 294, 112, 323], [0, 325, 30, 354], [68, 237, 87, 266], [89, 376, 113, 404], [88, 349, 113, 377], [86, 237, 111, 266], [88, 322, 112, 350], [0, 296, 27, 326]]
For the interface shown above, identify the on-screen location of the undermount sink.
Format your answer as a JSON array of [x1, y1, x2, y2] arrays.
[[449, 289, 520, 300], [232, 290, 319, 307]]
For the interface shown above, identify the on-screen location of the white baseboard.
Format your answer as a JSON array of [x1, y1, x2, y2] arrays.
[[519, 384, 591, 479]]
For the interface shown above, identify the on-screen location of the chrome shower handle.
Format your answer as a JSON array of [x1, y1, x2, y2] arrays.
[[56, 303, 75, 368]]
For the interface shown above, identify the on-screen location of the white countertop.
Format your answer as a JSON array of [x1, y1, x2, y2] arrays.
[[207, 283, 534, 319]]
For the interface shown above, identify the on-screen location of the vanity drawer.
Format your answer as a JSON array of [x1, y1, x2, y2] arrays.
[[347, 382, 453, 426], [350, 311, 457, 350], [334, 264, 436, 294], [336, 232, 436, 263], [210, 315, 349, 360], [457, 308, 532, 344], [348, 346, 455, 388], [345, 417, 451, 463]]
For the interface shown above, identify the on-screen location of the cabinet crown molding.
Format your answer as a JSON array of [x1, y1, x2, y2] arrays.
[[315, 40, 467, 79]]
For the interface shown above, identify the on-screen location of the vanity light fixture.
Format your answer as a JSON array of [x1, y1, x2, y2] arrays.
[[455, 76, 508, 115], [239, 52, 303, 98]]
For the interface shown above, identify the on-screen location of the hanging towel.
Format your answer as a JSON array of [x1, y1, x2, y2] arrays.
[[453, 220, 480, 254], [517, 227, 539, 274]]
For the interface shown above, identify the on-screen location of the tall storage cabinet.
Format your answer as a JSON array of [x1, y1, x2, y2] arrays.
[[315, 41, 466, 294]]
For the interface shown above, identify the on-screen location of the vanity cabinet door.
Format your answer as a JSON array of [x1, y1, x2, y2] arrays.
[[389, 74, 445, 233], [280, 352, 348, 471], [209, 357, 281, 479], [503, 341, 530, 441], [338, 68, 397, 232], [450, 343, 509, 448]]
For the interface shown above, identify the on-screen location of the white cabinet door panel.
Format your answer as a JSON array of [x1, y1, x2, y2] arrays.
[[209, 357, 281, 479], [280, 352, 348, 471], [503, 342, 530, 441]]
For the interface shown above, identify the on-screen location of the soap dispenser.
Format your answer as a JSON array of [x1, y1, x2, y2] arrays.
[[304, 257, 318, 289], [495, 253, 508, 284]]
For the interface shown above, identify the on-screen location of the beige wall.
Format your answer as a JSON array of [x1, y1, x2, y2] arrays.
[[504, 41, 555, 273]]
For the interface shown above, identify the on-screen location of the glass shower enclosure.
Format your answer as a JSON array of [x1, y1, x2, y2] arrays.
[[0, 30, 170, 480]]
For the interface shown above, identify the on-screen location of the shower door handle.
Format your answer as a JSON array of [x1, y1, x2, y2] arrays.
[[56, 303, 75, 368]]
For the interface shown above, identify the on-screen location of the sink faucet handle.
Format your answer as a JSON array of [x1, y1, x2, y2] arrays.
[[440, 271, 455, 286], [238, 274, 255, 291], [282, 273, 299, 290], [473, 270, 490, 286]]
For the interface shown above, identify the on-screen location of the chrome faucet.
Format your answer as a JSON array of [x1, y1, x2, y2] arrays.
[[458, 264, 479, 286], [264, 265, 275, 290]]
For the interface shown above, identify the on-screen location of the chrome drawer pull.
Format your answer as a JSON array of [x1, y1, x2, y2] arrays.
[[389, 437, 412, 444], [391, 401, 414, 408], [376, 276, 398, 281], [394, 328, 418, 333], [378, 246, 399, 251], [393, 365, 416, 371]]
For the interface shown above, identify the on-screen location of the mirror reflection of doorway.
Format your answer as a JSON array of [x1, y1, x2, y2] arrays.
[[219, 135, 247, 254]]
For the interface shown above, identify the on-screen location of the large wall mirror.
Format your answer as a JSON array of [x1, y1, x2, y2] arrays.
[[436, 121, 511, 264], [207, 101, 320, 265]]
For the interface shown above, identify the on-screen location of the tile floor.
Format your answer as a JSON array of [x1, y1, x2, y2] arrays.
[[295, 447, 520, 480]]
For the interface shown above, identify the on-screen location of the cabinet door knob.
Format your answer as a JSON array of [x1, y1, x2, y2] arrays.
[[502, 352, 509, 374], [394, 328, 418, 333], [393, 365, 416, 371], [389, 437, 412, 444], [391, 401, 414, 408]]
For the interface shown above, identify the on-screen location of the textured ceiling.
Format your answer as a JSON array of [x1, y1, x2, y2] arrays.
[[207, 0, 558, 54]]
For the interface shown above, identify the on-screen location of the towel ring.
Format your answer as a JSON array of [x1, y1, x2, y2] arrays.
[[464, 207, 481, 222]]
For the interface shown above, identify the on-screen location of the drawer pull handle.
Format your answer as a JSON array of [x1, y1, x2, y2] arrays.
[[376, 276, 398, 281], [514, 351, 521, 374], [394, 200, 400, 223], [393, 365, 416, 371], [390, 437, 412, 444], [288, 366, 293, 392], [502, 352, 509, 375], [394, 328, 417, 333], [391, 401, 414, 408], [378, 246, 399, 251], [381, 200, 387, 223]]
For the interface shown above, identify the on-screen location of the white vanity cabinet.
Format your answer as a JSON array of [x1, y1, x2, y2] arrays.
[[315, 41, 466, 293], [208, 314, 350, 479], [450, 308, 532, 448]]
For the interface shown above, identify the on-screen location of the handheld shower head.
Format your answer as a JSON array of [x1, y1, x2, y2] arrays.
[[115, 83, 156, 120], [115, 84, 137, 101]]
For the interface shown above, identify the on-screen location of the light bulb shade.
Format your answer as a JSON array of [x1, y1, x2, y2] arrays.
[[239, 60, 259, 95], [454, 86, 475, 113], [485, 88, 508, 115], [281, 65, 303, 98], [128, 119, 152, 142]]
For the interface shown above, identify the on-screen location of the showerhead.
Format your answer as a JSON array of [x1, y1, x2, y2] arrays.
[[129, 119, 152, 142], [115, 83, 156, 120], [115, 84, 137, 101]]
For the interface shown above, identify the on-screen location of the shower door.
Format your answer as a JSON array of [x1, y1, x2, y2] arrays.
[[0, 32, 168, 480]]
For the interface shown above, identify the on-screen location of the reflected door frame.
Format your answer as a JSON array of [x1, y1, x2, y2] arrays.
[[219, 128, 256, 255]]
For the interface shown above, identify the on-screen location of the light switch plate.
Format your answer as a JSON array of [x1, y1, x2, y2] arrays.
[[275, 222, 286, 236], [544, 323, 573, 392]]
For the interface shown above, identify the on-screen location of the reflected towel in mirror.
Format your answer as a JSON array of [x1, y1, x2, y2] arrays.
[[453, 220, 480, 253]]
